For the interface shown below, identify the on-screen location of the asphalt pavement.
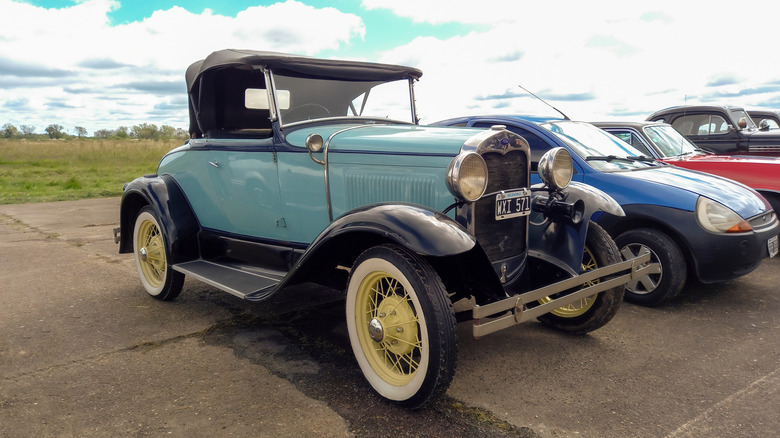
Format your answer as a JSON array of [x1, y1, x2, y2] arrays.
[[1, 198, 778, 437]]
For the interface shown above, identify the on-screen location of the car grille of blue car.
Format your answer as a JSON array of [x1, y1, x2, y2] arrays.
[[474, 149, 529, 261]]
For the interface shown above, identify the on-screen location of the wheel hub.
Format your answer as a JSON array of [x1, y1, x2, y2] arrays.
[[139, 247, 148, 262], [368, 318, 384, 342]]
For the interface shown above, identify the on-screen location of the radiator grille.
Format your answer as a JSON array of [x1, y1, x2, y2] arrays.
[[475, 150, 529, 260]]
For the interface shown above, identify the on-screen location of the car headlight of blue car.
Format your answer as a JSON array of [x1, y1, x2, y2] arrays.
[[696, 196, 753, 233]]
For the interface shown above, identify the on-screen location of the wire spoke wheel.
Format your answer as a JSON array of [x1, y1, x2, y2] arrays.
[[346, 245, 457, 408], [132, 206, 184, 300], [537, 222, 624, 334]]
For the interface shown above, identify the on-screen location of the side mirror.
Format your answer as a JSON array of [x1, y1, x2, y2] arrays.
[[738, 117, 748, 129], [759, 119, 771, 131]]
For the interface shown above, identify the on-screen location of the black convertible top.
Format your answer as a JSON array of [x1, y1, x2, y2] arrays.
[[185, 48, 422, 92]]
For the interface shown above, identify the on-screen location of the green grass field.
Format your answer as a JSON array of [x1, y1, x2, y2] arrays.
[[0, 138, 182, 204]]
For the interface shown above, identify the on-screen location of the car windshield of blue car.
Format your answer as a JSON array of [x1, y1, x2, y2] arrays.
[[271, 73, 415, 126], [541, 121, 659, 171], [643, 124, 705, 158]]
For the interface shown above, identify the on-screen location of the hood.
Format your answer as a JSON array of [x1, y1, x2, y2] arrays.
[[621, 166, 768, 218]]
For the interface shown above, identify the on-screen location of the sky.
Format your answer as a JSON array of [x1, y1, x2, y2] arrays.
[[2, 0, 780, 135]]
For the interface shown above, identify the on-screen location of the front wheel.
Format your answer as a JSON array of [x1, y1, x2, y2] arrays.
[[346, 245, 457, 409], [615, 228, 685, 307], [132, 206, 184, 301], [537, 222, 623, 334]]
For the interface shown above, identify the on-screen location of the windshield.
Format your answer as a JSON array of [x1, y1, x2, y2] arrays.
[[729, 108, 757, 130], [272, 73, 416, 125], [642, 124, 701, 157], [541, 121, 658, 171]]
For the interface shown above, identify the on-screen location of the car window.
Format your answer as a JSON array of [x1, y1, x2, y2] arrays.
[[728, 108, 757, 130], [609, 130, 653, 157], [643, 125, 699, 157], [272, 73, 415, 125], [672, 114, 729, 136]]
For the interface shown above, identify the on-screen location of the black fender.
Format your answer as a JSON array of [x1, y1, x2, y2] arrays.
[[117, 174, 200, 263], [277, 203, 483, 290], [529, 181, 624, 275]]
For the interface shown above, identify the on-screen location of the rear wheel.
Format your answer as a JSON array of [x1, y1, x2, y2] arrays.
[[132, 206, 184, 301], [346, 245, 457, 409], [537, 222, 623, 334], [615, 228, 685, 307]]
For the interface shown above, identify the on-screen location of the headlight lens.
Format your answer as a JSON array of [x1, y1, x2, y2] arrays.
[[538, 147, 573, 191], [447, 152, 488, 202], [696, 197, 752, 233]]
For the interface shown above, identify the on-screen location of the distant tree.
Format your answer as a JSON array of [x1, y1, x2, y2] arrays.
[[20, 125, 35, 136], [45, 124, 65, 139], [115, 126, 129, 138], [159, 124, 176, 139], [132, 123, 160, 140], [2, 123, 20, 138], [94, 129, 114, 138], [74, 126, 88, 138]]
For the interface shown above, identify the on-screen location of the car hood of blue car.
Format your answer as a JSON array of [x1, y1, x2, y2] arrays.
[[586, 165, 767, 219]]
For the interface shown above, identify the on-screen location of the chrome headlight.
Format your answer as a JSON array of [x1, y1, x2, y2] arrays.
[[696, 197, 752, 233], [447, 152, 488, 202], [538, 147, 573, 191]]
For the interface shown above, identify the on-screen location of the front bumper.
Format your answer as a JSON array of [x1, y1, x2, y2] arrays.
[[691, 223, 779, 283], [470, 252, 651, 338]]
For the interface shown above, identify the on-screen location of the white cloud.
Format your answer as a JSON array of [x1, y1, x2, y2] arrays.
[[0, 0, 365, 133], [370, 0, 780, 122]]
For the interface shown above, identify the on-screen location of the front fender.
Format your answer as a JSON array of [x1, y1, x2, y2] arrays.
[[529, 181, 624, 275], [277, 203, 478, 290], [118, 174, 199, 263]]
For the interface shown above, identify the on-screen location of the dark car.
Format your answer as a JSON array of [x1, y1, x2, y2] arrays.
[[114, 49, 649, 408], [647, 105, 780, 156], [747, 109, 780, 130], [433, 115, 779, 307], [595, 120, 780, 214]]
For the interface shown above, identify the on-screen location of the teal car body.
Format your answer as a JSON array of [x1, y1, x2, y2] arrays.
[[115, 49, 649, 409]]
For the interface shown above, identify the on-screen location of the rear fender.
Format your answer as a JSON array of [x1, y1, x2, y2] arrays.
[[529, 181, 624, 274], [118, 174, 200, 263]]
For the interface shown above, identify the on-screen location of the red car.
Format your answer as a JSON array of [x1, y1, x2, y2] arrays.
[[594, 121, 780, 214]]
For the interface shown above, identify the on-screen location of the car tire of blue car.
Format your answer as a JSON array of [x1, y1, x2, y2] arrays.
[[537, 222, 623, 334], [132, 206, 185, 301], [345, 244, 457, 409], [615, 228, 686, 307]]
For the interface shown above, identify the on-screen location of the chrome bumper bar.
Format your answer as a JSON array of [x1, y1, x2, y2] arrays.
[[471, 252, 652, 338]]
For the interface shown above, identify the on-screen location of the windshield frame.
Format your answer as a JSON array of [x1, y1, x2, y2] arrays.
[[269, 70, 419, 127]]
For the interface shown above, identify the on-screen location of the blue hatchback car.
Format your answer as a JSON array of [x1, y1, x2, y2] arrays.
[[434, 115, 779, 306]]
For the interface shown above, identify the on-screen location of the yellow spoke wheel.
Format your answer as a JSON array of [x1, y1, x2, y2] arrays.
[[538, 246, 598, 318], [346, 245, 457, 409], [132, 207, 184, 300]]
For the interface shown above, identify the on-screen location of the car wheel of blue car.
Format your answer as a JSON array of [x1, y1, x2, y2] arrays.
[[346, 244, 457, 409], [537, 222, 623, 334], [132, 206, 184, 301], [616, 229, 685, 307]]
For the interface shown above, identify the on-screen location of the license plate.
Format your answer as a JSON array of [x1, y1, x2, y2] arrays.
[[495, 189, 531, 220], [769, 235, 779, 258]]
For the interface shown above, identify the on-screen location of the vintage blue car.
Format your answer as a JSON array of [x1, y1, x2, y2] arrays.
[[114, 50, 649, 408], [433, 115, 779, 306]]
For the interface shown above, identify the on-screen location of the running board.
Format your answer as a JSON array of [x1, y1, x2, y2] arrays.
[[172, 260, 284, 301]]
